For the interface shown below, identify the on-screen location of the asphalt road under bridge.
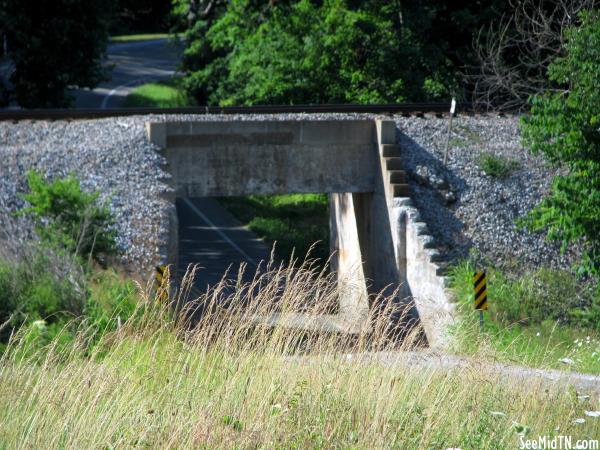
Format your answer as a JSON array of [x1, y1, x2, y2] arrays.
[[176, 197, 271, 292]]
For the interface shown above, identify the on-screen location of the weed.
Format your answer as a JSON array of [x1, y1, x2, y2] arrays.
[[0, 245, 138, 351], [449, 137, 467, 149], [477, 151, 520, 177]]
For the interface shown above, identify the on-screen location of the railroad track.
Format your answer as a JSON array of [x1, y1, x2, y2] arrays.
[[0, 102, 476, 121]]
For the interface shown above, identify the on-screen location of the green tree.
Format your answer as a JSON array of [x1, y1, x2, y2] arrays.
[[20, 171, 118, 263], [176, 0, 476, 105], [0, 0, 112, 107], [521, 11, 600, 276], [207, 0, 425, 105], [175, 0, 514, 106]]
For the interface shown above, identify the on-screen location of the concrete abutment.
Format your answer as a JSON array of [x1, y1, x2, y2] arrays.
[[147, 119, 455, 347]]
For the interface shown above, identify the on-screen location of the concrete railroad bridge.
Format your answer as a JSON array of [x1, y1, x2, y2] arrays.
[[146, 119, 454, 347]]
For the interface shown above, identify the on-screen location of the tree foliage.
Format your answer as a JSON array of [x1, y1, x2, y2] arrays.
[[176, 0, 506, 106], [0, 0, 111, 107], [521, 11, 600, 276]]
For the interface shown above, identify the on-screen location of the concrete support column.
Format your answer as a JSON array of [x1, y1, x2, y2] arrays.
[[328, 193, 369, 321]]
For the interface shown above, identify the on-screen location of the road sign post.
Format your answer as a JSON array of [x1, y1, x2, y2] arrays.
[[443, 98, 456, 166], [155, 265, 170, 302], [473, 270, 488, 331]]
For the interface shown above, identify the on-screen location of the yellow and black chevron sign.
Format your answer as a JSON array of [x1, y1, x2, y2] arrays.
[[155, 265, 170, 302], [473, 270, 488, 310]]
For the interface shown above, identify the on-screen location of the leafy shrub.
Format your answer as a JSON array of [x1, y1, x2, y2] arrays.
[[20, 171, 118, 263], [0, 171, 132, 348], [520, 11, 600, 276], [477, 152, 520, 178]]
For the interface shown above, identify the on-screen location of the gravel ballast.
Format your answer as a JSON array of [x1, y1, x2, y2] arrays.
[[0, 113, 580, 274], [394, 114, 580, 270]]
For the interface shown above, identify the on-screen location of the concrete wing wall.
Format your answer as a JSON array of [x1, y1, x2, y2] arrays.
[[147, 120, 378, 196]]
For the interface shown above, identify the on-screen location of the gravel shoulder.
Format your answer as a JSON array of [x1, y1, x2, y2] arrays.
[[0, 113, 580, 275]]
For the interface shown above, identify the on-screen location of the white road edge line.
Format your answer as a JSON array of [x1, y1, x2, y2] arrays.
[[100, 77, 150, 109], [182, 198, 258, 267]]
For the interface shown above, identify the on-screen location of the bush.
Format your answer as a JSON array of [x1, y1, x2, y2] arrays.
[[20, 171, 118, 264], [520, 11, 600, 276], [477, 152, 520, 178], [0, 172, 133, 348]]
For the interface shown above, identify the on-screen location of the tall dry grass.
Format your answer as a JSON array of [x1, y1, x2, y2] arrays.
[[0, 260, 598, 449]]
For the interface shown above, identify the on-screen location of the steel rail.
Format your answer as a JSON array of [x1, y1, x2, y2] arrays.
[[0, 102, 475, 121]]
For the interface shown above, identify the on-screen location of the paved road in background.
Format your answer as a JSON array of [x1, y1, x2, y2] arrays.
[[71, 38, 182, 108], [177, 198, 272, 292], [68, 41, 269, 293]]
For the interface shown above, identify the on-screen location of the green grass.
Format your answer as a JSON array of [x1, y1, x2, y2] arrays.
[[110, 33, 181, 42], [1, 263, 598, 448], [477, 151, 521, 177], [122, 79, 195, 108], [449, 260, 600, 374], [219, 194, 330, 263]]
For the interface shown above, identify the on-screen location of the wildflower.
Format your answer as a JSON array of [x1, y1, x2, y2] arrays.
[[573, 418, 586, 424], [584, 411, 600, 418]]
